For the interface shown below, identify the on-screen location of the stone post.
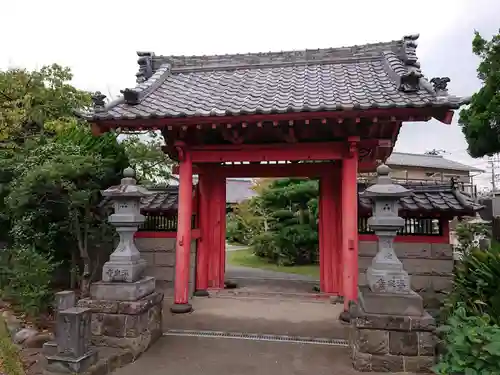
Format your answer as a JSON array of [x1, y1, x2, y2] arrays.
[[77, 168, 164, 357], [44, 307, 97, 373], [350, 164, 436, 373], [43, 290, 77, 357]]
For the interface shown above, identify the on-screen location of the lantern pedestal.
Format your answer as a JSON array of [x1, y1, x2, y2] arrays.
[[358, 285, 424, 317]]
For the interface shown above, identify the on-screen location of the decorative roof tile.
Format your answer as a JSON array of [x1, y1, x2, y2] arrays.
[[82, 35, 469, 121]]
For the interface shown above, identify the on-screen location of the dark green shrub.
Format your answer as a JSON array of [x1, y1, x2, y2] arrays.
[[273, 224, 318, 266], [250, 232, 276, 260], [226, 213, 246, 244], [442, 244, 500, 324], [0, 246, 59, 316], [434, 304, 500, 375]]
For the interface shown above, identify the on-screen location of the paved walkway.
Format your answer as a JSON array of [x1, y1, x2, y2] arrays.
[[163, 296, 347, 339], [112, 336, 417, 375]]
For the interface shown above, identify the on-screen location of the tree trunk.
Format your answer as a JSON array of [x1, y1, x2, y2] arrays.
[[73, 210, 91, 298]]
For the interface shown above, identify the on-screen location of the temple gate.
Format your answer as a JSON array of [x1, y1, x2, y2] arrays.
[[82, 34, 473, 316]]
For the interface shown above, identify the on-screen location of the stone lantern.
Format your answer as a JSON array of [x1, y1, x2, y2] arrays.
[[362, 163, 412, 294], [100, 167, 151, 283], [77, 168, 163, 358], [351, 164, 436, 373]]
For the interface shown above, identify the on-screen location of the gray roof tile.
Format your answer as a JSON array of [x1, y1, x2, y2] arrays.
[[358, 183, 483, 215], [84, 35, 469, 121]]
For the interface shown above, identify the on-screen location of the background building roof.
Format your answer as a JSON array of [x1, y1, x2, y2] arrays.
[[387, 152, 485, 173], [132, 181, 481, 217], [226, 179, 258, 204]]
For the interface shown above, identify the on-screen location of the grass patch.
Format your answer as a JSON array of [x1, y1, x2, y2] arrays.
[[0, 317, 25, 375], [227, 249, 320, 279]]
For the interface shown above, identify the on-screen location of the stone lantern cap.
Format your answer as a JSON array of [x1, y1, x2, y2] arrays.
[[101, 167, 152, 198], [361, 163, 412, 199]]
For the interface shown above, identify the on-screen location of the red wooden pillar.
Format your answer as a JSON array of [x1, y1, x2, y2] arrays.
[[194, 171, 210, 296], [320, 163, 341, 294], [319, 170, 339, 294], [219, 178, 227, 287], [341, 138, 359, 312], [209, 173, 225, 289], [333, 163, 343, 293], [318, 176, 329, 292], [171, 143, 193, 313]]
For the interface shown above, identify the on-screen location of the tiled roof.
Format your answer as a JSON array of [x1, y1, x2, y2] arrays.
[[358, 183, 483, 215], [83, 35, 469, 121], [132, 182, 482, 216], [387, 152, 485, 173]]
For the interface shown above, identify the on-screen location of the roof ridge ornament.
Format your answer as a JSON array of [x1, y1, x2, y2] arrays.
[[136, 52, 155, 84], [398, 34, 423, 92], [91, 91, 107, 112], [120, 88, 140, 105], [430, 77, 451, 96]]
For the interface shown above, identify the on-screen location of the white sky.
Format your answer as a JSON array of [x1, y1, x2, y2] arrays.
[[1, 0, 499, 187]]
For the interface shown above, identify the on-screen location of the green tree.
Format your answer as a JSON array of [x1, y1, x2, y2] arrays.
[[0, 64, 90, 145], [460, 30, 500, 157], [237, 178, 319, 265], [120, 131, 173, 183], [0, 64, 129, 302]]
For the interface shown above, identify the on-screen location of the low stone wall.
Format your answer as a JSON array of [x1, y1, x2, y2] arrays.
[[135, 237, 197, 296], [358, 241, 453, 309]]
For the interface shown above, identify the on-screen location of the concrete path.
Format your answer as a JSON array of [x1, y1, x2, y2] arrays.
[[163, 296, 347, 339], [111, 336, 416, 375]]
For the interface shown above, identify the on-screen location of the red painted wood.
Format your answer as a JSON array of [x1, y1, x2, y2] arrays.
[[334, 167, 343, 294], [319, 169, 339, 294], [174, 149, 193, 305], [195, 174, 210, 291], [209, 174, 225, 289], [181, 161, 381, 177], [341, 154, 359, 310], [318, 177, 326, 292], [219, 178, 227, 287], [331, 164, 341, 294], [134, 229, 201, 239], [189, 142, 345, 163]]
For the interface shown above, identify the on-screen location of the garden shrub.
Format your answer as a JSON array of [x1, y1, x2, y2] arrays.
[[250, 231, 276, 260], [442, 243, 500, 324], [434, 304, 500, 375], [0, 245, 59, 317], [273, 224, 318, 265], [226, 212, 246, 245]]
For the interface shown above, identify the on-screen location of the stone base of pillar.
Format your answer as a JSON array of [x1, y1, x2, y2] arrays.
[[350, 288, 436, 373], [78, 287, 163, 358], [170, 303, 193, 314], [45, 349, 98, 374], [193, 289, 210, 297]]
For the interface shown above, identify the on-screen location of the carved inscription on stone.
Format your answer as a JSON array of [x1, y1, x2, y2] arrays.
[[106, 268, 130, 282]]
